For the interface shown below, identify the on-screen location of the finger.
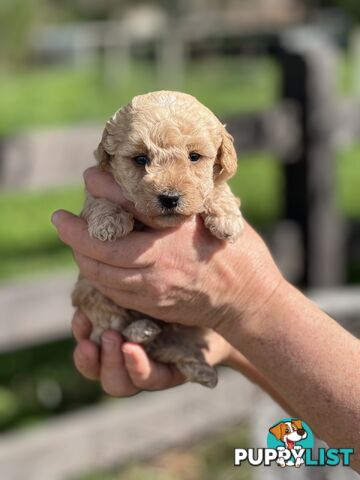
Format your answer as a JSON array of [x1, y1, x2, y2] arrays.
[[83, 167, 186, 230], [91, 281, 150, 315], [73, 340, 100, 380], [51, 210, 158, 268], [92, 281, 171, 321], [122, 343, 185, 390], [100, 331, 139, 396], [84, 167, 135, 211], [73, 252, 145, 292], [72, 309, 92, 342]]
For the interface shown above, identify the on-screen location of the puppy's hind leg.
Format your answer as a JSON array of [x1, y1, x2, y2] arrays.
[[177, 358, 218, 388], [147, 332, 218, 388], [72, 277, 131, 344]]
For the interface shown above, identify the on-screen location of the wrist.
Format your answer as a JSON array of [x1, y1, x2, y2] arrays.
[[215, 276, 291, 344]]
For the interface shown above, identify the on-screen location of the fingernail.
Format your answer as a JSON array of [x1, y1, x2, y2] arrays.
[[102, 334, 115, 352], [51, 211, 61, 226]]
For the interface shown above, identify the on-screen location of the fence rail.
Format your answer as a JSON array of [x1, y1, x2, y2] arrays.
[[0, 368, 255, 480], [1, 36, 360, 287], [1, 33, 359, 480], [1, 272, 359, 352], [0, 273, 359, 479]]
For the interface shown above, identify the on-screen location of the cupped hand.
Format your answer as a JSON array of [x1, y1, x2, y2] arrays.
[[71, 309, 233, 396], [52, 167, 283, 331]]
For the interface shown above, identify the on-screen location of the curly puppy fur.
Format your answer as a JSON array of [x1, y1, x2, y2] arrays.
[[72, 91, 243, 388]]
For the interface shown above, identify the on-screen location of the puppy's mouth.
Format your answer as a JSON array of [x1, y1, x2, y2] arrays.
[[151, 210, 190, 227], [158, 211, 188, 220]]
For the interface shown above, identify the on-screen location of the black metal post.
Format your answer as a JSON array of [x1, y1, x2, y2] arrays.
[[277, 36, 346, 286]]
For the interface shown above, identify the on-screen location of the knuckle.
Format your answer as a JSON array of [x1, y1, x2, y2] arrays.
[[132, 372, 156, 390], [142, 377, 159, 390], [147, 276, 168, 298], [100, 382, 118, 396], [100, 381, 131, 397]]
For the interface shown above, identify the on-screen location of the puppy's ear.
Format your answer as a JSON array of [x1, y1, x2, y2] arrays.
[[94, 108, 124, 171], [269, 423, 283, 441], [94, 124, 113, 171], [94, 141, 111, 171], [292, 419, 303, 430], [214, 125, 238, 182]]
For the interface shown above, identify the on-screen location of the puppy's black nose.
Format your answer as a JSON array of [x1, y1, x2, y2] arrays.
[[298, 429, 305, 436], [158, 194, 180, 209]]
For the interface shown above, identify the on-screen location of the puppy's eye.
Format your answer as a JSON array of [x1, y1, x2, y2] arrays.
[[189, 152, 201, 162], [133, 155, 150, 166], [285, 428, 290, 433]]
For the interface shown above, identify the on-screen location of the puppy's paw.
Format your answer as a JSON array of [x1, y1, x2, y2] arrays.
[[90, 326, 105, 344], [89, 211, 134, 242], [178, 361, 218, 388], [204, 213, 244, 242], [90, 315, 127, 343], [122, 319, 162, 344]]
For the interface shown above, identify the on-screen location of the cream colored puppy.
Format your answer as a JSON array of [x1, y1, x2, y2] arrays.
[[72, 91, 243, 387]]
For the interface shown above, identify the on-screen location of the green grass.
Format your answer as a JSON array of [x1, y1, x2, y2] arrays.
[[0, 154, 282, 281], [337, 144, 360, 218], [0, 56, 358, 468], [0, 185, 84, 280], [0, 338, 103, 431], [0, 58, 277, 136], [1, 53, 357, 137], [0, 57, 359, 282], [0, 147, 359, 282]]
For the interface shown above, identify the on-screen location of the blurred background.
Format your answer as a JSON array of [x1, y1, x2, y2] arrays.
[[0, 0, 360, 479]]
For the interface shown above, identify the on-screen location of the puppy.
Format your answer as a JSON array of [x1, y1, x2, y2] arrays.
[[269, 419, 307, 467], [72, 91, 243, 388]]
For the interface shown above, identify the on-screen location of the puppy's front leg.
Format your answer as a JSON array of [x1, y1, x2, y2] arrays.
[[202, 183, 243, 242], [82, 193, 134, 241]]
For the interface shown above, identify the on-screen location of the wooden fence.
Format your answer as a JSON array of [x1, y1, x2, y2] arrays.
[[1, 272, 359, 479], [1, 33, 360, 479], [1, 33, 359, 286]]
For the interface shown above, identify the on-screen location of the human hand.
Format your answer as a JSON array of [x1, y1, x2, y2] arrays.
[[71, 309, 233, 396], [52, 167, 283, 332]]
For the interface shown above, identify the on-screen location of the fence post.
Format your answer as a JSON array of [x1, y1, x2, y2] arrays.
[[276, 35, 346, 286]]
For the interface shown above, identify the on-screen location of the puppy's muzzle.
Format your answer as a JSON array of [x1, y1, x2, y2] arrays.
[[158, 193, 180, 210], [297, 429, 306, 437]]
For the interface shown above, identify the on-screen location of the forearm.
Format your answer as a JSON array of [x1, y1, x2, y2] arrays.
[[226, 348, 299, 418], [218, 280, 360, 469]]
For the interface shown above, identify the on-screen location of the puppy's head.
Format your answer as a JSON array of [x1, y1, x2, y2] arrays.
[[95, 91, 237, 226], [269, 419, 307, 446]]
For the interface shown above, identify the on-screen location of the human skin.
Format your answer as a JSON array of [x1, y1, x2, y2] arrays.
[[52, 167, 360, 471]]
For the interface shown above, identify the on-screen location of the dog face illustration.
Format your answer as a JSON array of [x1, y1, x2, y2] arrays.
[[269, 419, 307, 449]]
